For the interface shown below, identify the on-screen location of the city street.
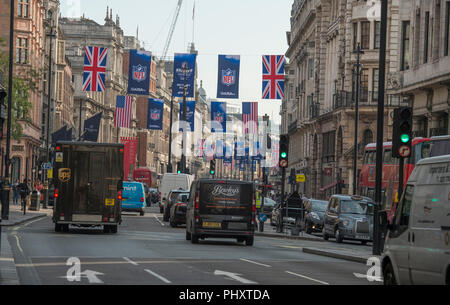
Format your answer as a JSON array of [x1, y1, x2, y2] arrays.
[[4, 206, 378, 286]]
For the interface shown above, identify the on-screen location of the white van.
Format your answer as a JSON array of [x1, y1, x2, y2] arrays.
[[159, 173, 194, 213], [381, 155, 450, 285]]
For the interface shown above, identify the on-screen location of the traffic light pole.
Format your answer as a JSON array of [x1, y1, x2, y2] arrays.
[[398, 157, 404, 202], [277, 166, 286, 233]]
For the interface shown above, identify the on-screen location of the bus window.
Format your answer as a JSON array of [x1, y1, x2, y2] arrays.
[[421, 142, 431, 159], [367, 151, 376, 164]]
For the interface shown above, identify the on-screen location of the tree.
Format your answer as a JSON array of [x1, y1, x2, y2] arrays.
[[0, 38, 41, 140]]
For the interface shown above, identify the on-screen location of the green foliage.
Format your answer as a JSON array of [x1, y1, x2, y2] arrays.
[[0, 37, 41, 140]]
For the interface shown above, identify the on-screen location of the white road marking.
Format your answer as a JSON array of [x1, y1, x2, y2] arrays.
[[240, 258, 271, 268], [353, 273, 383, 282], [123, 257, 139, 266], [144, 269, 172, 284], [13, 234, 24, 254], [285, 271, 330, 285], [154, 215, 165, 226], [214, 270, 258, 284]]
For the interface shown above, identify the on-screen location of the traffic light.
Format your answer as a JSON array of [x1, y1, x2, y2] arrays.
[[177, 162, 182, 174], [279, 134, 289, 168], [210, 159, 216, 176], [392, 107, 413, 158]]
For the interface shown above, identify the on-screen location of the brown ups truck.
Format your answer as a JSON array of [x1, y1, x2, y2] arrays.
[[52, 142, 124, 234]]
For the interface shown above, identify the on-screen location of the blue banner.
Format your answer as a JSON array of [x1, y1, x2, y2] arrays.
[[215, 140, 224, 159], [83, 112, 102, 142], [147, 99, 164, 130], [172, 53, 196, 98], [52, 126, 70, 145], [127, 49, 152, 95], [217, 55, 240, 99], [211, 101, 227, 133], [179, 101, 196, 132]]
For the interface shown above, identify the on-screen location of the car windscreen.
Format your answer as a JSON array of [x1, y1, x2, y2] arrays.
[[199, 183, 253, 216], [176, 193, 189, 203], [311, 200, 328, 212], [340, 200, 374, 215], [263, 198, 276, 207]]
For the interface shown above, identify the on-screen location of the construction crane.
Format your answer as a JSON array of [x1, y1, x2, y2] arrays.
[[161, 0, 183, 60]]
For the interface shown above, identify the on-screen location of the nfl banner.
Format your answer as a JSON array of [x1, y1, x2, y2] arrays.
[[172, 53, 196, 98], [127, 49, 152, 95], [217, 55, 240, 99], [147, 98, 164, 130], [215, 140, 224, 159], [210, 101, 227, 133], [82, 112, 102, 142], [179, 101, 196, 132]]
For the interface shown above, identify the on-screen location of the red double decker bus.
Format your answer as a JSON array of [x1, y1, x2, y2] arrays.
[[133, 168, 157, 188], [359, 138, 431, 220]]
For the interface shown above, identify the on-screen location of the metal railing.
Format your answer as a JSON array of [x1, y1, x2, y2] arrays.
[[333, 90, 410, 110]]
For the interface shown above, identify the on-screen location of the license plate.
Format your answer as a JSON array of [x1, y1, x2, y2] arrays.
[[203, 222, 222, 229], [356, 235, 370, 240]]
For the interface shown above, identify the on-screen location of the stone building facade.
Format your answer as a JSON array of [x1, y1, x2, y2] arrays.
[[283, 0, 408, 199]]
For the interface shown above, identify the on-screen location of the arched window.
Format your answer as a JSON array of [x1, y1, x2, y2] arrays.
[[11, 157, 21, 183], [362, 129, 374, 148]]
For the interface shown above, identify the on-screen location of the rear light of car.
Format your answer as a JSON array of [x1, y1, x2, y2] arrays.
[[195, 215, 200, 223], [60, 212, 65, 221], [140, 197, 144, 203], [195, 193, 200, 210], [54, 188, 59, 199], [103, 217, 108, 222]]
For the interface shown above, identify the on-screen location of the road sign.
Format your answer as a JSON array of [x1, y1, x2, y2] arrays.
[[296, 174, 306, 183], [42, 162, 52, 170], [398, 145, 411, 158], [55, 152, 63, 163], [258, 213, 268, 223], [279, 159, 288, 168]]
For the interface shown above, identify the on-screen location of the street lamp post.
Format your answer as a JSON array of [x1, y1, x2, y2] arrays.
[[353, 43, 364, 195], [43, 25, 56, 210]]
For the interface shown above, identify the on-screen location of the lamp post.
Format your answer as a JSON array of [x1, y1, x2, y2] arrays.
[[167, 91, 174, 173], [353, 43, 364, 195], [43, 25, 56, 210]]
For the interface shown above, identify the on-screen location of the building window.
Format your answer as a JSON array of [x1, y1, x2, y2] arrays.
[[372, 69, 379, 101], [424, 12, 430, 63], [361, 21, 370, 50], [353, 23, 358, 51], [17, 0, 30, 18], [56, 71, 64, 102], [374, 21, 380, 49], [401, 21, 410, 71], [433, 1, 441, 59], [16, 37, 28, 64], [445, 1, 450, 57], [308, 58, 314, 79]]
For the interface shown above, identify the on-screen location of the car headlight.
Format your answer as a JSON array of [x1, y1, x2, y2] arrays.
[[342, 219, 350, 227]]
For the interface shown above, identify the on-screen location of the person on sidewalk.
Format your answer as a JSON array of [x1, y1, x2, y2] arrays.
[[13, 180, 20, 205], [18, 179, 31, 211]]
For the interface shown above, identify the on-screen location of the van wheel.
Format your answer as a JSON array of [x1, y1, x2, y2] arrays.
[[245, 236, 254, 246], [55, 223, 62, 232], [186, 230, 191, 240], [103, 225, 110, 234], [110, 225, 118, 234], [62, 224, 70, 233], [335, 228, 343, 243], [383, 261, 397, 285], [140, 211, 145, 216], [191, 232, 199, 244]]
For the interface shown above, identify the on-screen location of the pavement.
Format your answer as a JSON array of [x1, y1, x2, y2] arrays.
[[0, 203, 52, 285]]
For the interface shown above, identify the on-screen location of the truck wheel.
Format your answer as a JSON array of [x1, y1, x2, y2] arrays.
[[245, 236, 254, 246], [62, 224, 70, 233], [186, 230, 191, 240], [103, 225, 110, 233], [110, 225, 118, 234], [55, 223, 62, 232]]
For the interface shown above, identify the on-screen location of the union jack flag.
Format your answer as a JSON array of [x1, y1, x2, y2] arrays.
[[262, 55, 285, 100], [83, 46, 108, 92], [196, 139, 206, 158]]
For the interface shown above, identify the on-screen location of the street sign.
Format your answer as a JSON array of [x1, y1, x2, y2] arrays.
[[42, 162, 52, 170], [55, 152, 63, 163], [279, 159, 288, 168], [398, 145, 411, 158], [258, 213, 268, 223], [296, 174, 306, 183]]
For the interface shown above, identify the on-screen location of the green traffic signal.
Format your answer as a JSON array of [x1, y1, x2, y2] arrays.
[[210, 170, 215, 175], [401, 134, 410, 143], [281, 152, 287, 159]]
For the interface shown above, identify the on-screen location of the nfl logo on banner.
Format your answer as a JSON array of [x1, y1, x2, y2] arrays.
[[147, 99, 164, 130], [151, 109, 160, 121], [222, 69, 235, 86], [132, 64, 147, 82]]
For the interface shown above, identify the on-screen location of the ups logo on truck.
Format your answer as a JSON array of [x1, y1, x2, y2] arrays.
[[58, 168, 71, 183]]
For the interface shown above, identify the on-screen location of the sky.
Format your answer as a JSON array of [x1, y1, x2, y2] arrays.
[[60, 0, 293, 125]]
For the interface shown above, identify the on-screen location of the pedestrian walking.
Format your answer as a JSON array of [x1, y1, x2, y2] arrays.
[[13, 179, 20, 205], [18, 179, 31, 212]]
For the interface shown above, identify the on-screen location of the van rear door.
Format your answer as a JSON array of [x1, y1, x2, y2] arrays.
[[199, 182, 253, 231]]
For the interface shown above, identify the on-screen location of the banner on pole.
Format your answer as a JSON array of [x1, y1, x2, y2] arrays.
[[211, 101, 227, 133], [179, 101, 196, 132], [172, 53, 196, 98], [127, 49, 152, 95], [147, 98, 164, 130], [217, 55, 240, 99]]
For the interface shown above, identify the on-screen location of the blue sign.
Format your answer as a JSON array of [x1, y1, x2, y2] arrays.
[[211, 101, 227, 133], [127, 49, 152, 95], [217, 55, 240, 99], [82, 112, 102, 142], [258, 213, 268, 223], [179, 101, 196, 132], [172, 53, 196, 98], [147, 99, 164, 130]]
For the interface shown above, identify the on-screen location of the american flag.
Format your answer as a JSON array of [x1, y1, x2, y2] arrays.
[[115, 96, 133, 128], [196, 139, 206, 158], [83, 46, 108, 92], [262, 55, 285, 100], [242, 102, 259, 135]]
